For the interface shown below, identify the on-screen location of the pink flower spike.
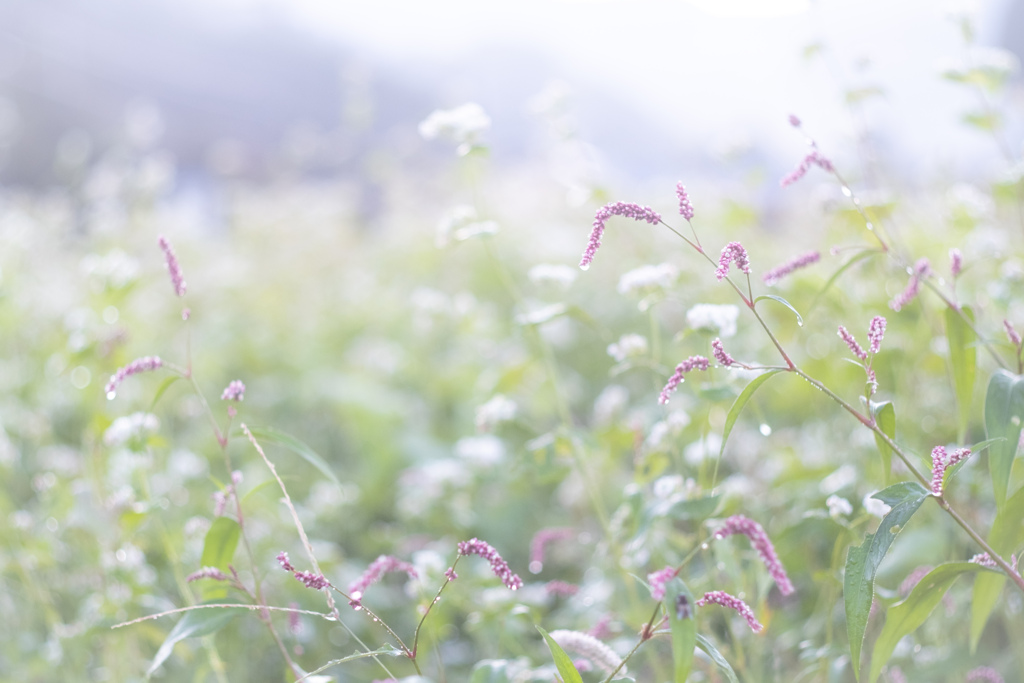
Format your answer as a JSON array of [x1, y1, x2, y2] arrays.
[[544, 580, 579, 596], [221, 380, 246, 401], [929, 445, 971, 496], [346, 555, 419, 607], [457, 537, 522, 590], [762, 250, 820, 286], [529, 527, 574, 573], [712, 338, 735, 367], [444, 567, 458, 581], [104, 355, 164, 398], [697, 590, 763, 632], [293, 571, 329, 591], [788, 114, 801, 128], [676, 182, 695, 221], [838, 326, 867, 360], [277, 552, 295, 572], [950, 248, 963, 277], [967, 666, 1005, 683], [714, 515, 794, 595], [715, 242, 751, 281], [186, 567, 229, 583], [780, 150, 833, 187], [579, 202, 661, 270], [1005, 320, 1021, 348], [889, 276, 920, 312], [969, 553, 998, 568], [157, 235, 187, 297], [914, 258, 932, 277], [658, 356, 710, 405], [868, 316, 886, 355], [647, 566, 678, 601]]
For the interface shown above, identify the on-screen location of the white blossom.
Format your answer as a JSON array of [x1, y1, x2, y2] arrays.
[[617, 263, 677, 294], [606, 334, 648, 362], [686, 303, 740, 338], [826, 495, 853, 519]]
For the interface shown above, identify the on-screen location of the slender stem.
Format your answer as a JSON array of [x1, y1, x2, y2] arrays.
[[411, 556, 462, 658], [935, 496, 1024, 592], [113, 603, 333, 629]]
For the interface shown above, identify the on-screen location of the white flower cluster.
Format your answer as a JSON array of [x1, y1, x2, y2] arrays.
[[103, 412, 159, 447], [527, 263, 578, 288], [475, 395, 517, 432], [617, 263, 677, 294], [419, 103, 491, 156], [686, 303, 739, 338], [606, 333, 648, 362], [435, 205, 499, 247]]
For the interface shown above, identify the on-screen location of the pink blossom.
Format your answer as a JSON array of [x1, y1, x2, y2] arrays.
[[158, 235, 187, 297], [1005, 320, 1021, 348], [838, 326, 868, 360], [186, 567, 229, 582], [868, 316, 886, 354], [647, 566, 677, 601], [966, 666, 1005, 683], [293, 571, 329, 591], [950, 248, 963, 277], [579, 202, 661, 270], [221, 380, 246, 401], [529, 527, 574, 573], [929, 445, 971, 496], [676, 182, 695, 221], [969, 553, 998, 568], [697, 590, 763, 632], [788, 114, 801, 127], [277, 552, 295, 572], [588, 614, 613, 640], [715, 241, 751, 280], [347, 555, 419, 608], [444, 567, 458, 581], [545, 580, 579, 596], [104, 355, 163, 398], [658, 356, 710, 405], [714, 515, 794, 595], [780, 150, 834, 187], [762, 250, 820, 286], [889, 276, 920, 312], [712, 338, 735, 367], [457, 537, 522, 590]]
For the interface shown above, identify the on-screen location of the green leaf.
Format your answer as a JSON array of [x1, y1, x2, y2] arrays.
[[149, 376, 182, 411], [970, 485, 1024, 650], [695, 634, 740, 683], [946, 306, 977, 442], [720, 370, 785, 458], [242, 426, 341, 487], [844, 86, 885, 104], [983, 370, 1024, 507], [868, 563, 987, 683], [536, 626, 584, 683], [754, 294, 803, 327], [844, 482, 930, 679], [809, 249, 880, 312], [296, 645, 406, 681], [198, 517, 241, 600], [469, 660, 513, 683], [665, 577, 696, 683], [870, 401, 896, 484], [147, 603, 244, 676]]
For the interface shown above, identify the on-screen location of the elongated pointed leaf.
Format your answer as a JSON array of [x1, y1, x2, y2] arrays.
[[149, 376, 182, 411], [695, 634, 740, 683], [197, 517, 241, 600], [296, 645, 405, 681], [868, 562, 987, 682], [720, 370, 785, 458], [970, 485, 1024, 650], [844, 482, 930, 680], [754, 294, 804, 327], [665, 577, 696, 683], [809, 249, 880, 312], [870, 401, 896, 484], [984, 370, 1024, 507], [242, 426, 340, 487], [946, 306, 977, 442], [147, 602, 244, 676], [536, 626, 584, 683]]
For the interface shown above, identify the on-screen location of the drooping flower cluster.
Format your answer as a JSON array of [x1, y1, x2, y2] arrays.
[[1005, 320, 1022, 348], [221, 380, 245, 401], [868, 316, 886, 354], [579, 202, 662, 269], [762, 250, 820, 286], [714, 514, 794, 595], [548, 630, 625, 675], [529, 527, 574, 573], [647, 565, 678, 601], [929, 445, 972, 496], [457, 538, 522, 590], [676, 182, 694, 221], [186, 567, 229, 583], [780, 150, 834, 187], [890, 258, 931, 311], [697, 591, 763, 632], [347, 555, 419, 608], [838, 316, 886, 389], [966, 666, 1006, 683], [157, 235, 187, 297], [715, 241, 751, 281], [712, 338, 735, 367], [105, 356, 163, 398], [838, 326, 868, 360], [276, 551, 329, 591], [658, 356, 710, 405], [687, 303, 739, 338], [544, 580, 579, 596]]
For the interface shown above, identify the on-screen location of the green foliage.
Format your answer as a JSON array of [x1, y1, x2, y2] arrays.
[[984, 370, 1024, 507]]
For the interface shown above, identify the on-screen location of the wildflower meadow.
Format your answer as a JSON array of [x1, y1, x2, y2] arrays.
[[3, 10, 1024, 683]]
